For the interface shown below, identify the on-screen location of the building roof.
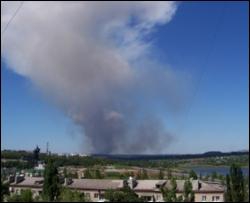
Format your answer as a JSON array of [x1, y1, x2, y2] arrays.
[[10, 177, 43, 188], [134, 180, 166, 192], [197, 181, 225, 193], [164, 180, 225, 193], [9, 177, 224, 193], [68, 179, 124, 190]]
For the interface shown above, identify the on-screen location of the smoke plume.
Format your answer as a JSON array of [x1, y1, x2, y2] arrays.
[[2, 1, 189, 153]]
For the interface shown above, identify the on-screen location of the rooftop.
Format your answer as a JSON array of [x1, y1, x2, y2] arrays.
[[134, 180, 166, 192], [68, 179, 124, 190], [10, 177, 44, 188], [9, 177, 225, 193]]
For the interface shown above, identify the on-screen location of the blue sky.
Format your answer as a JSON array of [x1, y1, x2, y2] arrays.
[[1, 2, 249, 154]]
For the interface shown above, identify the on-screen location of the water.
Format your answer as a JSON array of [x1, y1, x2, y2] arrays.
[[189, 166, 249, 176]]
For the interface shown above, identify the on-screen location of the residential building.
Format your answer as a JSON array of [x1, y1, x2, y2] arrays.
[[8, 176, 225, 202]]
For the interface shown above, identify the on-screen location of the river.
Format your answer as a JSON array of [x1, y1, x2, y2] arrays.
[[189, 166, 249, 176]]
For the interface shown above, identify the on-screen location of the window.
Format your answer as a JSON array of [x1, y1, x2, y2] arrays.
[[212, 196, 220, 202], [202, 195, 206, 201], [94, 193, 99, 198], [141, 196, 152, 201], [156, 194, 161, 200], [99, 193, 105, 200], [85, 193, 90, 198], [16, 189, 21, 194]]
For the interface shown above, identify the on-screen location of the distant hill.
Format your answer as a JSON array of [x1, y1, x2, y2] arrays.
[[92, 150, 249, 161], [2, 149, 249, 161]]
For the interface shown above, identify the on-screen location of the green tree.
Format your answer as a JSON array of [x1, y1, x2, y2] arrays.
[[159, 169, 164, 180], [244, 176, 249, 202], [63, 167, 68, 178], [58, 187, 86, 202], [167, 168, 172, 179], [142, 169, 148, 179], [183, 180, 194, 202], [43, 158, 60, 201], [84, 168, 92, 179], [33, 145, 40, 166], [1, 181, 9, 202], [204, 174, 209, 181], [162, 178, 177, 202], [226, 164, 245, 202], [104, 186, 142, 202], [162, 187, 172, 202], [7, 189, 33, 202], [211, 171, 217, 181], [189, 170, 197, 180], [177, 195, 184, 202], [136, 169, 142, 179], [225, 174, 232, 202], [171, 178, 177, 201], [68, 172, 78, 179], [95, 169, 103, 179], [104, 189, 125, 202]]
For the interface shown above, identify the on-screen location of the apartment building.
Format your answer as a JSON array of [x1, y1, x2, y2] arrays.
[[8, 175, 225, 202]]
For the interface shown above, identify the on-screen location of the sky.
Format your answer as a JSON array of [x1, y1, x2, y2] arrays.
[[1, 1, 249, 154]]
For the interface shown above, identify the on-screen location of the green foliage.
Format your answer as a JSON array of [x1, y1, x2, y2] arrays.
[[68, 172, 78, 179], [204, 174, 209, 181], [1, 161, 33, 170], [104, 186, 142, 202], [62, 167, 78, 179], [104, 189, 124, 202], [225, 164, 245, 202], [63, 168, 68, 178], [58, 187, 86, 202], [84, 168, 92, 179], [162, 178, 177, 202], [159, 168, 164, 180], [95, 169, 103, 179], [1, 150, 33, 160], [177, 195, 184, 202], [244, 176, 249, 202], [225, 174, 232, 202], [43, 158, 60, 201], [167, 168, 172, 179], [2, 150, 249, 169], [105, 171, 122, 179], [1, 181, 9, 202], [142, 169, 148, 179], [33, 146, 40, 163], [183, 180, 194, 202], [7, 189, 33, 202], [136, 169, 149, 179], [189, 170, 197, 180], [211, 171, 217, 181]]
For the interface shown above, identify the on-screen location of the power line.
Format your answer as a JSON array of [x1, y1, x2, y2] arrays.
[[2, 1, 24, 35]]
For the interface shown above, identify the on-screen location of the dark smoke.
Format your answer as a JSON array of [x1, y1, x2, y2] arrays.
[[2, 2, 190, 154]]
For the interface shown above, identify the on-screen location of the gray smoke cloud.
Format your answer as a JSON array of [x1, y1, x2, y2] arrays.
[[2, 1, 190, 154]]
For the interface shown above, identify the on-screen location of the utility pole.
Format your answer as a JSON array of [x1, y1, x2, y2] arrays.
[[46, 142, 49, 155]]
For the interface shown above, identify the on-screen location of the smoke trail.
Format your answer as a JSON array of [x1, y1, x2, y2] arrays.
[[2, 1, 189, 153]]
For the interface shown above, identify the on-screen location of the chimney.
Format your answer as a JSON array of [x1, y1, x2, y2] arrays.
[[198, 181, 202, 190], [8, 175, 15, 183], [127, 176, 137, 189], [15, 175, 24, 184], [64, 178, 73, 186]]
